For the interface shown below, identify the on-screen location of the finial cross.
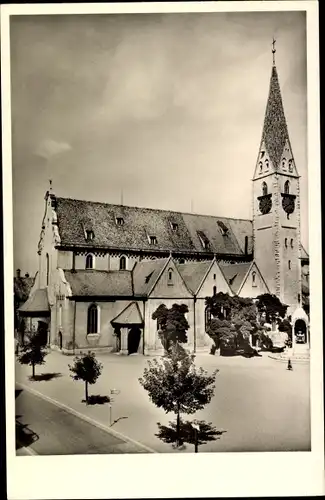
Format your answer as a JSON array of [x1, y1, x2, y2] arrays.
[[272, 37, 276, 65]]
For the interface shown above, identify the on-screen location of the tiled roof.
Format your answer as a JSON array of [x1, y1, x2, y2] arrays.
[[64, 270, 133, 297], [111, 302, 143, 326], [55, 197, 253, 256], [176, 261, 211, 294], [261, 65, 290, 170], [219, 262, 251, 294], [19, 289, 50, 316], [132, 258, 168, 296]]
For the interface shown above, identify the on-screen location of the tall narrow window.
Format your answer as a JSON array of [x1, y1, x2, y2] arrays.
[[213, 286, 217, 296], [285, 238, 288, 248], [252, 271, 257, 287], [168, 268, 174, 285], [119, 256, 126, 270], [288, 260, 291, 270], [87, 304, 98, 334], [290, 238, 294, 248], [262, 182, 268, 196], [284, 180, 290, 194], [46, 253, 49, 286], [58, 305, 62, 329], [244, 236, 248, 255], [85, 254, 94, 269]]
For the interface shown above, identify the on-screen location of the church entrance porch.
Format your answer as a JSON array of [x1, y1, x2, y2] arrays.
[[111, 302, 144, 356]]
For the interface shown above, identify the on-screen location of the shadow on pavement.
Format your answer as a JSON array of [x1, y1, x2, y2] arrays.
[[16, 418, 39, 450], [83, 394, 111, 405], [28, 372, 62, 382]]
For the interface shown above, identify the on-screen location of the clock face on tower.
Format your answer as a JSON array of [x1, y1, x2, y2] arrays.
[[257, 194, 272, 214], [281, 193, 296, 217]]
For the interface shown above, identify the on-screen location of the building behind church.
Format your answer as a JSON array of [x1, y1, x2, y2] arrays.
[[19, 56, 309, 355]]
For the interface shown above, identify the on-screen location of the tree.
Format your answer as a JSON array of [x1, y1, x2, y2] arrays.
[[152, 303, 190, 352], [156, 419, 225, 452], [278, 318, 292, 347], [18, 331, 47, 379], [69, 351, 103, 403], [255, 293, 288, 325], [205, 293, 262, 356], [139, 344, 217, 447]]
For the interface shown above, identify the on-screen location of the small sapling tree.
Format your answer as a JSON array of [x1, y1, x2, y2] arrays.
[[69, 351, 103, 403], [139, 344, 217, 448], [156, 419, 225, 452], [18, 331, 47, 379]]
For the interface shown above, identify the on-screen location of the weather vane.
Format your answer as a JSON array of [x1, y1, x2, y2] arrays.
[[272, 37, 276, 65]]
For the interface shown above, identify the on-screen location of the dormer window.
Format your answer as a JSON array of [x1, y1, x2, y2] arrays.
[[217, 220, 228, 236], [197, 231, 210, 250], [170, 222, 178, 231], [86, 230, 94, 241], [149, 235, 157, 245], [116, 217, 124, 226]]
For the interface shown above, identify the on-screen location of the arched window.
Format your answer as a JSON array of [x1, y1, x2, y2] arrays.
[[290, 238, 294, 248], [205, 306, 211, 332], [288, 260, 291, 270], [85, 254, 94, 269], [282, 158, 286, 169], [119, 256, 127, 270], [168, 268, 174, 285], [288, 159, 293, 172], [265, 159, 269, 169], [262, 182, 268, 196], [87, 304, 98, 334], [252, 271, 256, 286], [46, 253, 49, 286], [285, 238, 288, 248], [213, 286, 217, 296], [179, 258, 185, 264], [259, 161, 263, 172], [284, 180, 290, 194]]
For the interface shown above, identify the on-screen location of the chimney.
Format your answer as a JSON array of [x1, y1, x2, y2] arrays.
[[25, 272, 30, 278], [16, 269, 21, 279]]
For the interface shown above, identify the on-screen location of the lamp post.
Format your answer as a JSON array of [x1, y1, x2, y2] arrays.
[[192, 423, 200, 453], [109, 389, 121, 427]]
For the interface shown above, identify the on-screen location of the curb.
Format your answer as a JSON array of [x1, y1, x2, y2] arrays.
[[16, 382, 156, 454], [268, 355, 310, 364]]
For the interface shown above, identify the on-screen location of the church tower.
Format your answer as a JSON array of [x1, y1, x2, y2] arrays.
[[252, 43, 302, 313]]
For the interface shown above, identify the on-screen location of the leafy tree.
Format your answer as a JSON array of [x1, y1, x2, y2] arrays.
[[156, 419, 225, 452], [139, 344, 217, 447], [152, 303, 189, 352], [18, 331, 47, 379], [278, 318, 292, 347], [255, 293, 288, 324], [69, 351, 103, 403], [205, 293, 262, 355]]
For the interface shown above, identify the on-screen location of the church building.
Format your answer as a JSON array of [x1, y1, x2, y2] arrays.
[[19, 54, 310, 355]]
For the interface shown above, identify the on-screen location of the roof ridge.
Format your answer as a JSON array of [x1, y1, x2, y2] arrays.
[[56, 196, 252, 223]]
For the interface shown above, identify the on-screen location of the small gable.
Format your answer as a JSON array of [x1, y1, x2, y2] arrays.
[[149, 258, 192, 298], [237, 262, 269, 298], [253, 141, 275, 179], [196, 261, 232, 299], [279, 139, 299, 177]]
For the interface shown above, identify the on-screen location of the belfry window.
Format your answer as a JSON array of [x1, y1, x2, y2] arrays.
[[262, 182, 268, 196], [259, 162, 263, 173], [282, 158, 286, 169], [85, 254, 94, 269], [288, 160, 293, 172], [87, 304, 99, 334], [284, 180, 290, 194], [285, 238, 288, 248], [119, 256, 127, 270], [288, 260, 291, 270], [290, 239, 294, 248]]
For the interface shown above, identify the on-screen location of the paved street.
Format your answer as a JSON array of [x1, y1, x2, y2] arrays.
[[15, 350, 310, 454], [15, 387, 148, 454]]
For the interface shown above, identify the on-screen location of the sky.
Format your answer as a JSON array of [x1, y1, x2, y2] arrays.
[[10, 10, 308, 275]]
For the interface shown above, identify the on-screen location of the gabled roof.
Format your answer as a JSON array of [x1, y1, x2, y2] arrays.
[[19, 289, 50, 316], [219, 262, 251, 295], [261, 65, 290, 170], [176, 261, 212, 295], [132, 258, 168, 296], [64, 270, 133, 297], [54, 197, 253, 256], [111, 302, 143, 326]]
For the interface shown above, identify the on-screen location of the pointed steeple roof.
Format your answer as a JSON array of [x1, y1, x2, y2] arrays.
[[261, 64, 289, 170]]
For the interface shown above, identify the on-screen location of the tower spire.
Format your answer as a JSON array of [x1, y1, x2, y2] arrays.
[[272, 37, 276, 66]]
